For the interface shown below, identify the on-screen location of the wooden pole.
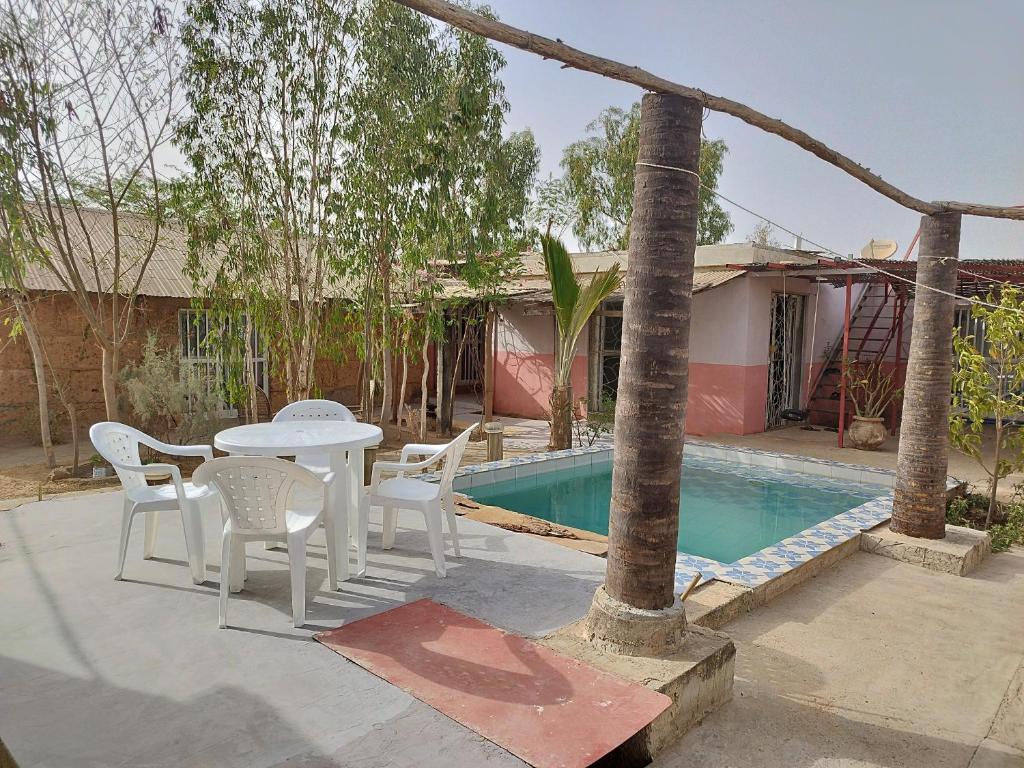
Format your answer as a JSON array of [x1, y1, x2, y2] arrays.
[[838, 275, 852, 448], [891, 291, 905, 435], [891, 212, 962, 539], [393, 0, 1024, 222]]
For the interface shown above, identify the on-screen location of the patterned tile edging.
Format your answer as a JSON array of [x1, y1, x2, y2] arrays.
[[425, 439, 957, 593]]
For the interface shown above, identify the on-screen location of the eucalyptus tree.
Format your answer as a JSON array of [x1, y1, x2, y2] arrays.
[[552, 102, 732, 251], [177, 0, 355, 404], [340, 0, 537, 427], [0, 0, 180, 420]]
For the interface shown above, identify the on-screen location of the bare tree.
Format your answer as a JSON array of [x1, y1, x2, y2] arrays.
[[1, 0, 179, 420]]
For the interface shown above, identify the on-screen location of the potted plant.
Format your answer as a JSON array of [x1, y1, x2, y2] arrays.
[[843, 359, 901, 451]]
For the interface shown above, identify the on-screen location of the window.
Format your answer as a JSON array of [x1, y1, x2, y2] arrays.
[[588, 299, 623, 410], [179, 309, 268, 417]]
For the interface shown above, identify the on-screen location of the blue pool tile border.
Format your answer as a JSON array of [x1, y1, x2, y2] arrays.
[[431, 439, 959, 593]]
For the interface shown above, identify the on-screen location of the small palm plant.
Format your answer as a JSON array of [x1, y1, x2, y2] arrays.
[[542, 234, 623, 450]]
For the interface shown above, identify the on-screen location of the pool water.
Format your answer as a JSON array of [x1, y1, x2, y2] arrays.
[[468, 456, 886, 564]]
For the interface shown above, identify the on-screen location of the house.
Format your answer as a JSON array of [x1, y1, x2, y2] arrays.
[[484, 244, 1024, 439], [0, 207, 362, 445]]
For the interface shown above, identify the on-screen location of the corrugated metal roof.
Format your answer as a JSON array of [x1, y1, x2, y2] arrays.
[[14, 207, 748, 303], [18, 207, 202, 297]]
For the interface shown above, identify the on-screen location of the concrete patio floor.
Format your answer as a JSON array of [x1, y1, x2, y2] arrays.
[[0, 489, 605, 768], [2, 486, 1023, 768], [657, 547, 1024, 768]]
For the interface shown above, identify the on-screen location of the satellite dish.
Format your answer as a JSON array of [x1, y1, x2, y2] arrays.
[[860, 239, 899, 260]]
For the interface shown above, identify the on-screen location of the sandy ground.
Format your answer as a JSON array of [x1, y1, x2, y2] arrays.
[[702, 424, 1024, 500], [656, 548, 1024, 768]]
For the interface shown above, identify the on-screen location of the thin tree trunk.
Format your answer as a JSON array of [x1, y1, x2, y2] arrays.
[[437, 320, 449, 435], [68, 402, 79, 476], [987, 417, 1002, 529], [13, 293, 56, 468], [420, 325, 430, 441], [100, 340, 119, 421], [447, 320, 471, 428], [891, 212, 961, 539], [397, 331, 409, 436], [482, 303, 495, 434], [605, 93, 702, 611]]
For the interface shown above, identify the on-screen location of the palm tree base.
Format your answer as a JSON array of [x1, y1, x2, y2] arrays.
[[583, 585, 687, 657]]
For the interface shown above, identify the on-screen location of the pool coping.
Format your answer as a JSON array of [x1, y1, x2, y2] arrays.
[[424, 439, 960, 597]]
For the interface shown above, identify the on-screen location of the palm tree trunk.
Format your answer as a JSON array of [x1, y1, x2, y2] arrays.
[[604, 93, 702, 611], [549, 383, 573, 450], [891, 211, 961, 538]]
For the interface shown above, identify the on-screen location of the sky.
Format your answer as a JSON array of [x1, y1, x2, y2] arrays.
[[484, 0, 1024, 259]]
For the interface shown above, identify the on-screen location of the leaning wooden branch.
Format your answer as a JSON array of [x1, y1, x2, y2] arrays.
[[394, 0, 1024, 222]]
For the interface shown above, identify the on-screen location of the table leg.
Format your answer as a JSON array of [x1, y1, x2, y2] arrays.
[[329, 452, 350, 588], [348, 448, 365, 550]]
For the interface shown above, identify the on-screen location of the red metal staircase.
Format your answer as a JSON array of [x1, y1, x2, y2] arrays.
[[807, 279, 909, 430]]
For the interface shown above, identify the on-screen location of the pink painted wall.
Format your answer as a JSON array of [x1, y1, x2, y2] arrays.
[[493, 351, 588, 420], [492, 270, 859, 436], [493, 307, 590, 420]]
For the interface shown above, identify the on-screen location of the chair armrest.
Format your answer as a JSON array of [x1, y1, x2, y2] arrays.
[[400, 443, 444, 462], [137, 434, 214, 461], [320, 471, 337, 488], [371, 456, 442, 487]]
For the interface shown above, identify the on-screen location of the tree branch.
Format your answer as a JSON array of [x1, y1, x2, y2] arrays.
[[393, 0, 1024, 222]]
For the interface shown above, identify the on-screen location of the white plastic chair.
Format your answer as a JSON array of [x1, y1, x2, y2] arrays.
[[89, 422, 215, 585], [192, 456, 334, 628], [272, 399, 356, 475], [361, 424, 478, 578]]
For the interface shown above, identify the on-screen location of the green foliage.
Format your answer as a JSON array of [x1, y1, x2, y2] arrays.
[[989, 502, 1024, 552], [945, 494, 968, 526], [554, 103, 732, 251], [177, 0, 356, 401], [541, 234, 622, 388], [572, 395, 615, 448], [950, 285, 1024, 517], [121, 335, 224, 445]]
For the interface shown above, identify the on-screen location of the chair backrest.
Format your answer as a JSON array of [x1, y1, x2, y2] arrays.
[[89, 421, 150, 492], [437, 424, 478, 493], [273, 399, 356, 424], [192, 456, 320, 535]]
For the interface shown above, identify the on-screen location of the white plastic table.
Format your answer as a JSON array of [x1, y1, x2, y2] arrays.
[[214, 420, 383, 588]]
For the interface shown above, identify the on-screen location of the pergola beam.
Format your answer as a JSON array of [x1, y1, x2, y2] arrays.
[[394, 0, 1024, 222]]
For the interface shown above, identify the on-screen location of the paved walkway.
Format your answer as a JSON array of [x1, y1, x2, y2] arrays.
[[657, 547, 1024, 768]]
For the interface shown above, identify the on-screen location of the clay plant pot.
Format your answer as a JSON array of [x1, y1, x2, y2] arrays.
[[847, 416, 887, 451]]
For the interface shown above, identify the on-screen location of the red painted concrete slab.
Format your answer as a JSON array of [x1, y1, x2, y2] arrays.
[[315, 599, 671, 768]]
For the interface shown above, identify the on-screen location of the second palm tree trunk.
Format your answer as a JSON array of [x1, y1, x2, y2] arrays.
[[604, 92, 701, 615], [891, 211, 962, 538]]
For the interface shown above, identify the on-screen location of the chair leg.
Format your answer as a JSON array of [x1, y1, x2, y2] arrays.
[[381, 505, 397, 550], [115, 498, 135, 580], [230, 539, 245, 593], [219, 535, 231, 629], [288, 532, 307, 628], [356, 496, 368, 577], [180, 501, 207, 585], [143, 511, 159, 559], [444, 492, 460, 557], [425, 501, 447, 578]]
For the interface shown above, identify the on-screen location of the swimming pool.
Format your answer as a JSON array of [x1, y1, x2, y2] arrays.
[[467, 454, 889, 564]]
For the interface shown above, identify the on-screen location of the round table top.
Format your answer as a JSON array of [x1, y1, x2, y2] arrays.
[[214, 420, 383, 456]]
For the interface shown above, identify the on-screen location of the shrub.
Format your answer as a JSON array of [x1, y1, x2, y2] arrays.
[[121, 334, 224, 445]]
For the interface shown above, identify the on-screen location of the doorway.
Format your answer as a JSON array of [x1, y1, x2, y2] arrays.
[[765, 293, 805, 429]]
